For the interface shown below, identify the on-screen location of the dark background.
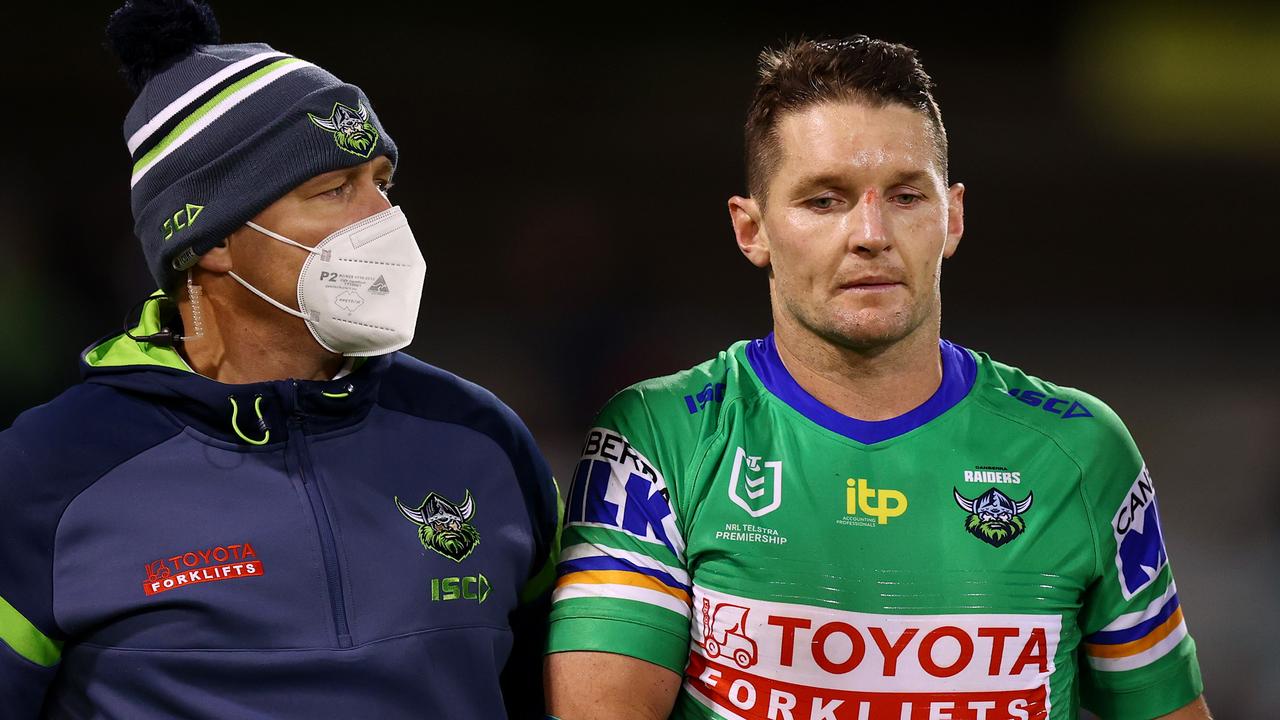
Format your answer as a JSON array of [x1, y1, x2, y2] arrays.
[[3, 3, 1277, 716]]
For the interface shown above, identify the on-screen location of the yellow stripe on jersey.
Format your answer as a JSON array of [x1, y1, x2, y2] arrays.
[[556, 570, 691, 604], [1085, 607, 1185, 659]]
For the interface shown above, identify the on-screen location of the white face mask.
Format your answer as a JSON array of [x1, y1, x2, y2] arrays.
[[229, 206, 426, 357]]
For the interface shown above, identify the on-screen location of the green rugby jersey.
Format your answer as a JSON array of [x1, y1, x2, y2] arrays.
[[547, 335, 1201, 720]]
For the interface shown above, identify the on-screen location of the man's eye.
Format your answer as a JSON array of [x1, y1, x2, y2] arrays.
[[322, 183, 349, 198], [810, 197, 838, 210], [377, 180, 395, 195], [891, 193, 923, 206]]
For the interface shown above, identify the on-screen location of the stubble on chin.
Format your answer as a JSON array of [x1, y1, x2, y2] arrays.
[[788, 293, 919, 353]]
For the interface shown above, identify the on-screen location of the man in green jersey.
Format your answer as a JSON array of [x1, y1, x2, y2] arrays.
[[544, 36, 1210, 720]]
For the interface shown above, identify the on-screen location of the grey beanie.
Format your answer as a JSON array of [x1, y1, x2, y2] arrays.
[[115, 21, 397, 289]]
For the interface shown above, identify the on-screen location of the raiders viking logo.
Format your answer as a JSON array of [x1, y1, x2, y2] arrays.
[[308, 101, 380, 158], [395, 490, 481, 562], [953, 487, 1034, 547]]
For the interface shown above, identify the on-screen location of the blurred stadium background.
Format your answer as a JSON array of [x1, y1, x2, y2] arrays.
[[2, 3, 1276, 716]]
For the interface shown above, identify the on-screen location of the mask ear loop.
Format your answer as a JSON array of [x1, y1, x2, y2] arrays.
[[231, 222, 325, 320], [245, 221, 325, 255], [226, 271, 311, 320]]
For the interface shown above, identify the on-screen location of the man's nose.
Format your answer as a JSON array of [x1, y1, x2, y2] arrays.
[[848, 188, 889, 254], [353, 177, 392, 219]]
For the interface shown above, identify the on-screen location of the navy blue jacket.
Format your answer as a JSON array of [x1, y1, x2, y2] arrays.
[[0, 304, 559, 719]]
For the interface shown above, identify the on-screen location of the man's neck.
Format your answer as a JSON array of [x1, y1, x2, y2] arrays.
[[772, 318, 942, 422], [174, 275, 344, 385]]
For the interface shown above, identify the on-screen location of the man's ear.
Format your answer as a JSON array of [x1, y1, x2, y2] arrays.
[[729, 195, 770, 268], [196, 236, 234, 273], [943, 182, 965, 259]]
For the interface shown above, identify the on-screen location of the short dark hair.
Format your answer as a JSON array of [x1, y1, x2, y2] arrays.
[[744, 35, 947, 201]]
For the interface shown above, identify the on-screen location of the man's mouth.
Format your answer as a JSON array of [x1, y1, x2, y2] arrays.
[[838, 274, 904, 292]]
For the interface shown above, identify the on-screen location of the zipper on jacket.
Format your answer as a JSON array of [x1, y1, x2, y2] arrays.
[[285, 384, 353, 648]]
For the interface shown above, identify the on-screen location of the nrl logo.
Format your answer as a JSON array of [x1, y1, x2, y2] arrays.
[[396, 490, 481, 562], [728, 447, 782, 518], [308, 101, 380, 158], [953, 487, 1034, 547]]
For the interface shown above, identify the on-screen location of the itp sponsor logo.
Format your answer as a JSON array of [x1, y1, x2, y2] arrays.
[[842, 478, 908, 526]]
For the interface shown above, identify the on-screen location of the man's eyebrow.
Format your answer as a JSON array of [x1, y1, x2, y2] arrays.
[[297, 160, 390, 192], [886, 169, 934, 187], [788, 168, 935, 196], [299, 167, 353, 190], [788, 172, 848, 196]]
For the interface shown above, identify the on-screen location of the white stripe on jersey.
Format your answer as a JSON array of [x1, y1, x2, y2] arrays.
[[567, 520, 685, 559], [553, 583, 691, 618], [684, 682, 749, 720], [1086, 619, 1189, 672], [1097, 581, 1177, 633], [560, 543, 690, 587]]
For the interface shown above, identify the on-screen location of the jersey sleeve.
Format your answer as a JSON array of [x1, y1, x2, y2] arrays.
[[0, 434, 62, 717], [545, 388, 692, 674], [496, 414, 562, 718], [1076, 414, 1203, 719]]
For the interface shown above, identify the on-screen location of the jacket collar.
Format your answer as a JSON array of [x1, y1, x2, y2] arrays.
[[81, 295, 390, 445]]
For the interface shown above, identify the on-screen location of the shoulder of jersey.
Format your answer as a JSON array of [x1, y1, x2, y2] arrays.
[[969, 349, 1137, 463], [0, 381, 185, 521], [597, 340, 760, 443], [383, 353, 528, 433]]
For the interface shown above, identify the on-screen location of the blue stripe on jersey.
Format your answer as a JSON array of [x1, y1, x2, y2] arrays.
[[1085, 594, 1181, 646], [746, 334, 978, 444], [558, 556, 690, 593]]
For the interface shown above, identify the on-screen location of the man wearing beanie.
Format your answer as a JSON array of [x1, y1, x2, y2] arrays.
[[0, 2, 557, 718]]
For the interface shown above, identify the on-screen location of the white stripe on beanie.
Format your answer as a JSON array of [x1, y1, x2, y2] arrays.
[[130, 58, 313, 188], [127, 51, 289, 155]]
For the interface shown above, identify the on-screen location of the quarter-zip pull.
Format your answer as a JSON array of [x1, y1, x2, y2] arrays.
[[283, 380, 302, 419], [286, 415, 353, 647]]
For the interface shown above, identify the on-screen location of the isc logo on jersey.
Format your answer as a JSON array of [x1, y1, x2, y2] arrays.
[[1112, 465, 1168, 600], [687, 586, 1059, 720]]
